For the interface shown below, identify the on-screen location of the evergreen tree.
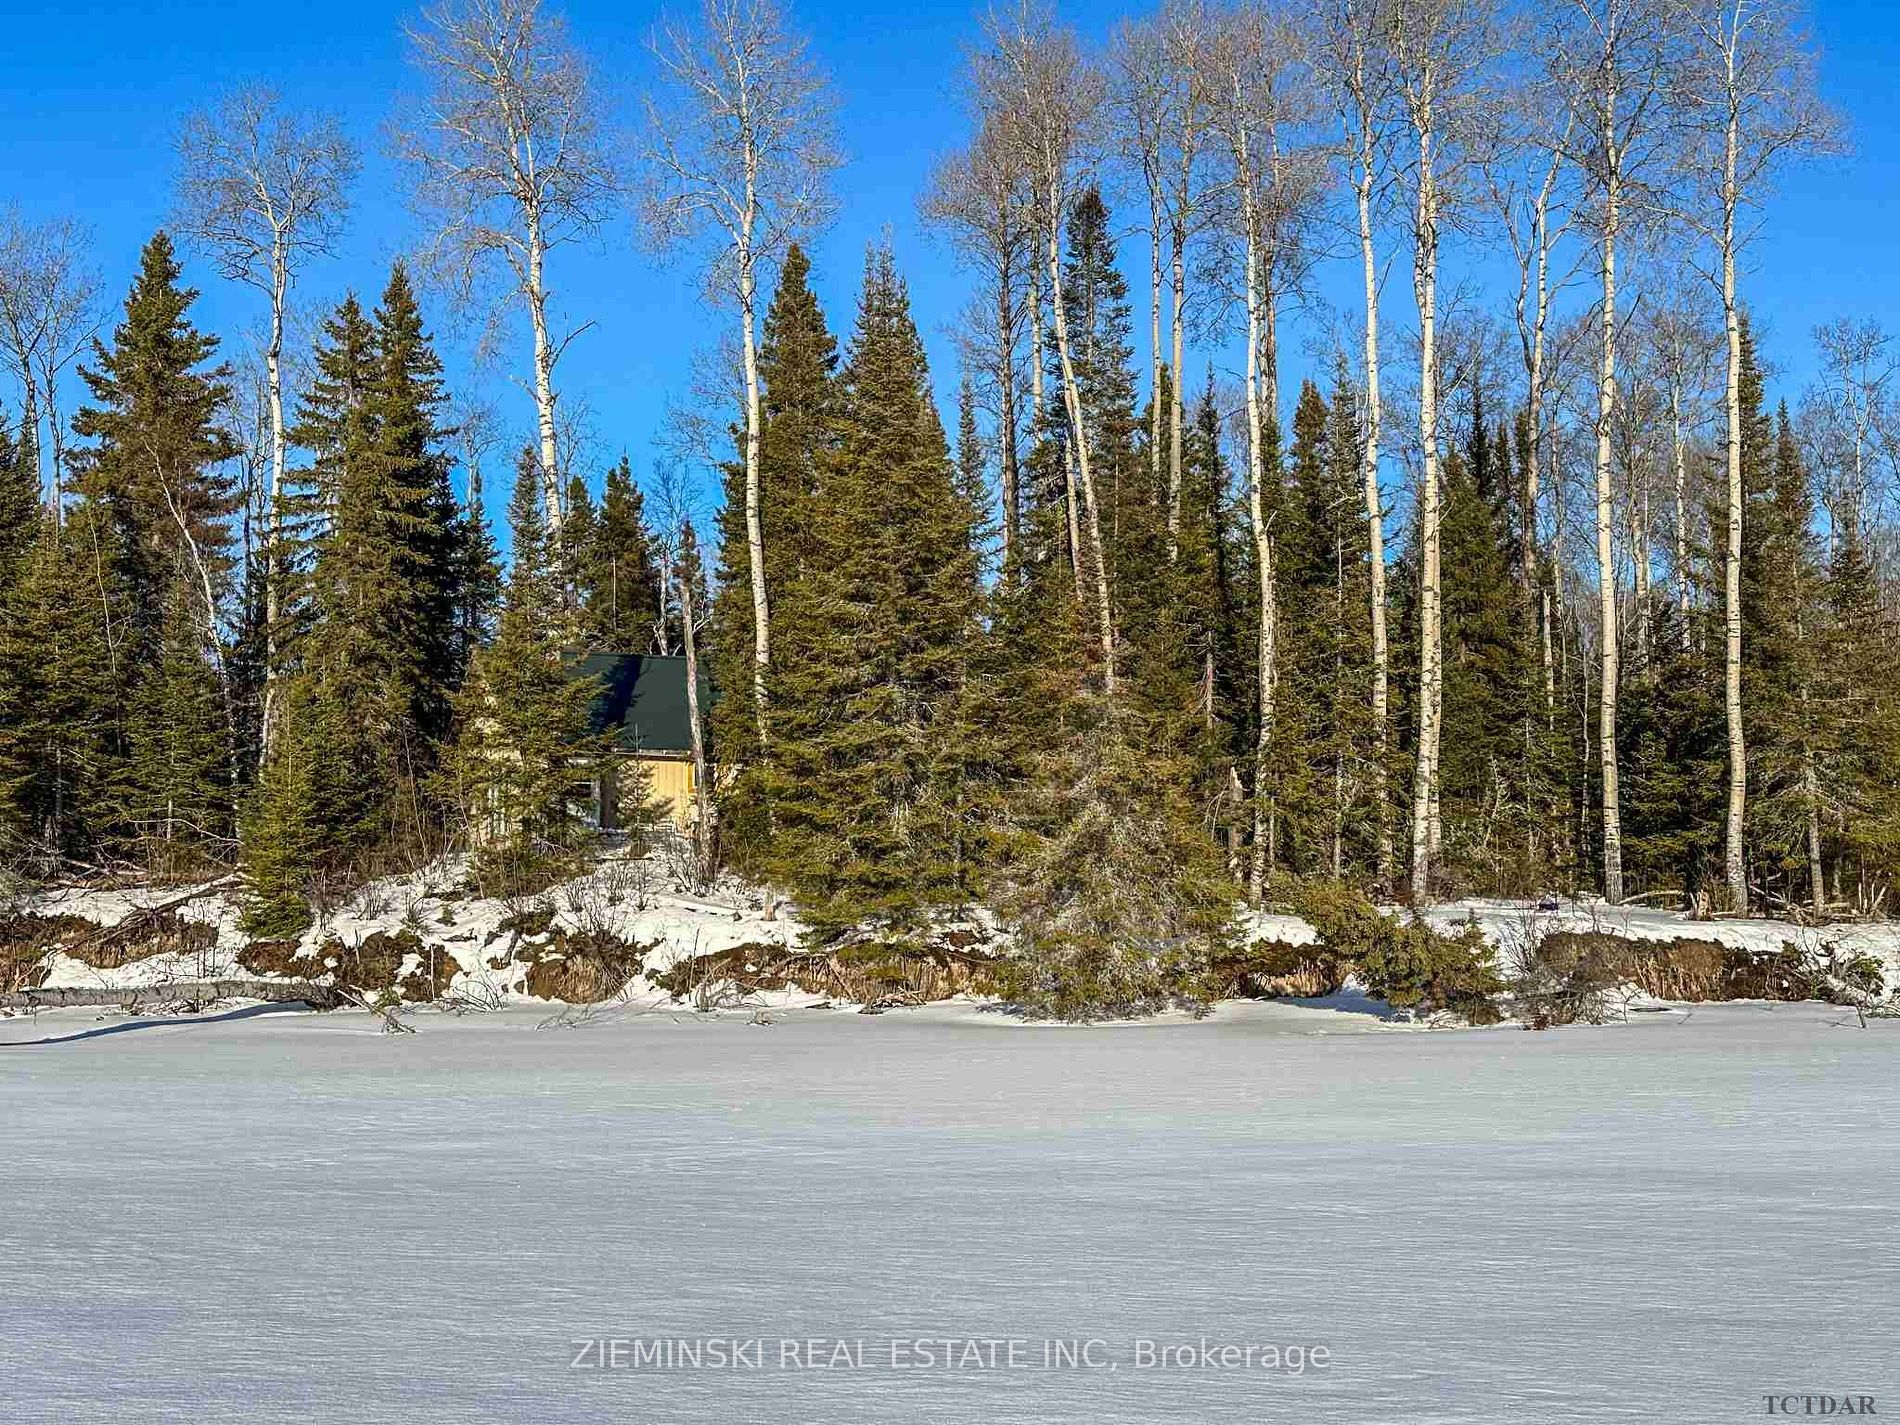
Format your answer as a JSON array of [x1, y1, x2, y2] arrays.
[[1621, 599, 1726, 896], [1276, 373, 1380, 880], [579, 456, 663, 650], [120, 575, 231, 874], [69, 231, 239, 864], [279, 293, 378, 671], [71, 231, 238, 653], [1742, 403, 1826, 901], [444, 454, 615, 892], [0, 418, 37, 592], [1436, 386, 1533, 890], [1816, 517, 1900, 896], [710, 242, 840, 870], [0, 507, 122, 864], [240, 267, 471, 905], [305, 269, 462, 820], [1176, 375, 1249, 863], [560, 472, 599, 633], [758, 246, 983, 935]]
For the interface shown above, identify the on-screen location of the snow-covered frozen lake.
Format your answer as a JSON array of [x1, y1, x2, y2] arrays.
[[3, 998, 1895, 1423]]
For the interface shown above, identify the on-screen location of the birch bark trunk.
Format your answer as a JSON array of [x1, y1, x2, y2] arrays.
[[526, 213, 565, 543], [260, 240, 288, 761], [1408, 118, 1443, 904], [1594, 161, 1625, 906], [1045, 183, 1118, 696], [1720, 103, 1749, 912], [1350, 52, 1393, 889]]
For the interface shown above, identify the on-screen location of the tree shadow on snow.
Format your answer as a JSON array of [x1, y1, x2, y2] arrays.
[[0, 1000, 311, 1048], [1281, 985, 1411, 1023]]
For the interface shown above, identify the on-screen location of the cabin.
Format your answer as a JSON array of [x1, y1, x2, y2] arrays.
[[572, 652, 708, 831]]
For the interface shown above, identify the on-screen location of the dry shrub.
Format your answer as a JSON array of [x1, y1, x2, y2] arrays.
[[1533, 931, 1811, 1004], [520, 930, 653, 1003], [236, 938, 321, 978], [62, 910, 218, 970], [318, 930, 458, 1003], [492, 901, 556, 944], [1207, 939, 1349, 999], [0, 912, 90, 990], [654, 941, 1002, 1007], [1511, 934, 1625, 1027]]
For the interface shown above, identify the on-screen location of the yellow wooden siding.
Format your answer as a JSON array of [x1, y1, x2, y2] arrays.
[[642, 756, 696, 828]]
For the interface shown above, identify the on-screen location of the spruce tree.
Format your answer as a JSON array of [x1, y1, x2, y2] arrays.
[[1816, 518, 1900, 897], [304, 268, 461, 828], [1276, 373, 1380, 881], [710, 242, 839, 870], [0, 418, 37, 592], [1436, 387, 1532, 891], [69, 231, 239, 864], [445, 453, 615, 892], [579, 456, 663, 650], [1742, 403, 1826, 902], [758, 247, 983, 935], [0, 508, 122, 865], [121, 576, 232, 874], [71, 231, 238, 653]]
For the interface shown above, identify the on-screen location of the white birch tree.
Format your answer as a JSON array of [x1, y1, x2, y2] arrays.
[[397, 0, 617, 546], [1553, 0, 1681, 904], [1388, 0, 1499, 902], [1673, 0, 1837, 911], [175, 84, 358, 755], [1210, 0, 1327, 898], [640, 0, 840, 746], [1318, 0, 1399, 885], [980, 7, 1119, 694], [0, 212, 102, 514]]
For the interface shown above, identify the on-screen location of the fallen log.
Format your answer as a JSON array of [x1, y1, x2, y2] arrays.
[[0, 979, 340, 1011]]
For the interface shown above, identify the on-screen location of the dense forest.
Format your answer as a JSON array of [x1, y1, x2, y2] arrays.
[[1, 0, 1894, 1013]]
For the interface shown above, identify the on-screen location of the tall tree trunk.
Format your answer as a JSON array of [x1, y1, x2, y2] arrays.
[[739, 246, 770, 749], [1167, 165, 1188, 561], [43, 368, 65, 522], [1029, 249, 1047, 433], [1352, 82, 1393, 889], [1720, 110, 1748, 913], [1522, 156, 1557, 712], [1408, 122, 1443, 905], [260, 243, 288, 764], [997, 252, 1021, 569], [678, 553, 714, 888], [1242, 210, 1277, 902], [15, 380, 42, 506], [1633, 477, 1652, 662], [1063, 439, 1086, 605], [1148, 187, 1164, 498], [1594, 167, 1625, 906], [526, 215, 564, 543], [1045, 184, 1117, 697], [1671, 380, 1693, 650]]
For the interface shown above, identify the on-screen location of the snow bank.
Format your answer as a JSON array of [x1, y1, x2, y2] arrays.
[[13, 863, 1898, 1007], [18, 850, 806, 1002], [1419, 895, 1900, 992]]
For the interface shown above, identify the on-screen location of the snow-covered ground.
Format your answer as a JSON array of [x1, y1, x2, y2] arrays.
[[2, 997, 1895, 1423], [20, 858, 1899, 1008], [21, 854, 808, 996]]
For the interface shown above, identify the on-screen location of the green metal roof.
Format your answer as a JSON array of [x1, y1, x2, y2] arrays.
[[570, 652, 705, 756]]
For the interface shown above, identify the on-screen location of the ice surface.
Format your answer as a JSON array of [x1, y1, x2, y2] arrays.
[[2, 998, 1894, 1423]]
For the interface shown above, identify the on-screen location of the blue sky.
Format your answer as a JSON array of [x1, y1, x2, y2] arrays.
[[0, 0, 1893, 529]]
